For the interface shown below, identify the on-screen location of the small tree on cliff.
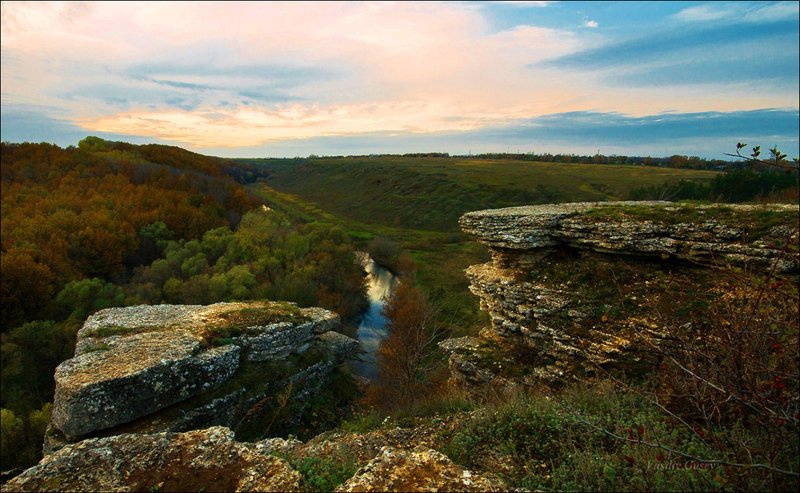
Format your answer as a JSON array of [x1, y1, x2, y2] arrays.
[[374, 283, 447, 408]]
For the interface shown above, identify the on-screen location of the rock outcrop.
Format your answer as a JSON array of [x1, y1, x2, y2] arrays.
[[336, 447, 505, 492], [444, 201, 799, 392], [4, 427, 301, 492], [48, 301, 355, 448], [459, 201, 799, 271], [7, 417, 505, 492]]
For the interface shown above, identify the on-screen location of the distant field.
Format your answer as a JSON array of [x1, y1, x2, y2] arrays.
[[247, 156, 719, 232], [244, 156, 719, 335]]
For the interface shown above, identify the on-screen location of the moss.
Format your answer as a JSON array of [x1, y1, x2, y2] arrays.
[[512, 247, 743, 369], [271, 451, 358, 493], [204, 304, 308, 345], [233, 349, 344, 442]]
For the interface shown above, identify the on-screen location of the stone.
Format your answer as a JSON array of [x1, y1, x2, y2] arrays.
[[52, 331, 240, 437], [445, 201, 799, 392], [460, 202, 799, 272], [3, 427, 301, 492], [50, 301, 347, 440], [318, 330, 361, 362], [335, 447, 505, 492]]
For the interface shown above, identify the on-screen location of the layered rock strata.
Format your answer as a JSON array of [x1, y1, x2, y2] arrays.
[[444, 201, 799, 391], [459, 201, 798, 271], [48, 301, 355, 445]]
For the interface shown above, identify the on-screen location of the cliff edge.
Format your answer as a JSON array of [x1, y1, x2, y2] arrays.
[[46, 301, 354, 450], [444, 201, 799, 391]]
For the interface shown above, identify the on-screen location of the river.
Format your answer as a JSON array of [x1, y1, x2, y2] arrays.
[[352, 255, 399, 380]]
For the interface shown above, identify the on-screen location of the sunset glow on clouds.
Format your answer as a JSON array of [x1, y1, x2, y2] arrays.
[[1, 1, 798, 157]]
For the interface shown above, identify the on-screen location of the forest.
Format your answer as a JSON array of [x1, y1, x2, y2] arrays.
[[0, 138, 367, 469]]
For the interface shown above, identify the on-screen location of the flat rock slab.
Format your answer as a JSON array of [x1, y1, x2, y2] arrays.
[[52, 301, 341, 438], [53, 331, 239, 437], [460, 201, 799, 271], [3, 427, 301, 492]]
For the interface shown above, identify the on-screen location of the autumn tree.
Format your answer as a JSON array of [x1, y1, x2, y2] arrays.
[[374, 283, 447, 408]]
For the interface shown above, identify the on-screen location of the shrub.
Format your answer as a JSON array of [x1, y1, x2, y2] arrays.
[[292, 455, 358, 492]]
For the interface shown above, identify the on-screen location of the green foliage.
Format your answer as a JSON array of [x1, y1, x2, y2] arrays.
[[292, 455, 358, 492], [55, 278, 125, 321], [1, 320, 75, 469], [339, 412, 386, 434], [1, 408, 24, 469], [77, 136, 112, 152], [0, 403, 53, 470], [444, 394, 580, 479], [126, 209, 367, 320], [1, 320, 78, 412]]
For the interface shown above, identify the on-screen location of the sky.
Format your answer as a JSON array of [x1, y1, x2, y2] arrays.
[[1, 1, 798, 159]]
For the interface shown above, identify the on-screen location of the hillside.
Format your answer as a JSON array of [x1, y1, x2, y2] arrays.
[[245, 156, 720, 232], [1, 138, 257, 329], [0, 139, 367, 471]]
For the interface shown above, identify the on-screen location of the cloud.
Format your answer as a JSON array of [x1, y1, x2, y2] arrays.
[[608, 53, 799, 87], [494, 1, 552, 7], [2, 2, 584, 136], [673, 5, 730, 22], [75, 101, 502, 148], [494, 109, 800, 144], [546, 19, 798, 70], [0, 106, 166, 146], [583, 20, 599, 28], [674, 2, 799, 23], [5, 105, 797, 160], [542, 17, 799, 94]]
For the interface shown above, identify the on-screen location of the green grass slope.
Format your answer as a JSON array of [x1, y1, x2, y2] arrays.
[[247, 157, 719, 232]]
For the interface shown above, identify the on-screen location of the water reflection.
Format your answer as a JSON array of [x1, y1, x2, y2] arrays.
[[353, 256, 398, 380]]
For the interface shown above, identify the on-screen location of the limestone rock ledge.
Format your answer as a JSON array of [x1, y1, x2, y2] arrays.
[[50, 301, 353, 441], [460, 201, 799, 272], [445, 201, 799, 393]]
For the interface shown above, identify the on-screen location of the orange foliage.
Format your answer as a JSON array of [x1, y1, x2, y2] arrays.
[[0, 140, 259, 328]]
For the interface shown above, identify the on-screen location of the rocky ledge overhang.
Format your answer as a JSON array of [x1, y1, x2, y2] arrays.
[[51, 301, 352, 439], [460, 201, 799, 272], [443, 201, 799, 392]]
